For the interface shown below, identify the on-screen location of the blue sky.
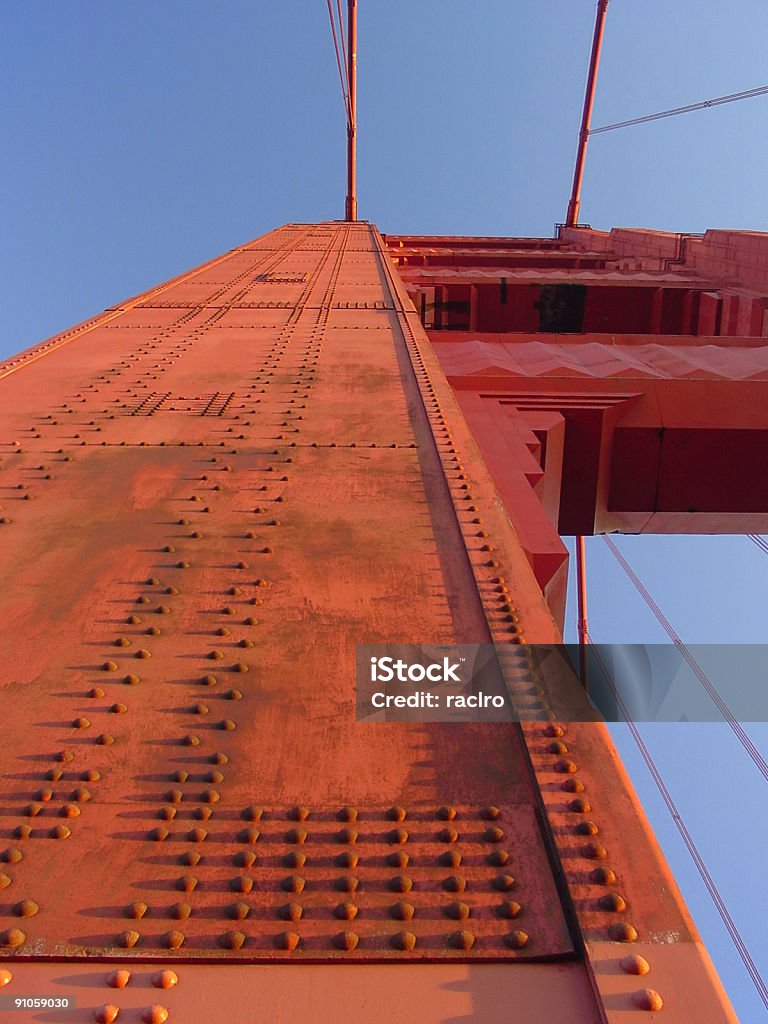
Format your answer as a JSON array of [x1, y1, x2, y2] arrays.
[[3, 2, 768, 1019]]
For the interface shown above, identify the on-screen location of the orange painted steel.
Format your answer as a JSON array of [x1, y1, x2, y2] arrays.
[[566, 0, 610, 227], [345, 0, 358, 221], [0, 221, 743, 1022]]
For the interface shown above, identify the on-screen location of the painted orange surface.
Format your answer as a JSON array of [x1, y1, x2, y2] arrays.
[[0, 222, 741, 1021]]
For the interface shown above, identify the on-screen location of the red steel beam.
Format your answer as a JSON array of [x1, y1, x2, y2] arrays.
[[565, 0, 610, 228]]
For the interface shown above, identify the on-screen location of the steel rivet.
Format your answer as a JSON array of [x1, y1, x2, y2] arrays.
[[439, 850, 462, 868], [2, 849, 22, 864], [631, 989, 663, 1012], [568, 797, 591, 813], [439, 827, 459, 843], [170, 902, 191, 920], [13, 899, 38, 918], [504, 929, 529, 949], [127, 901, 149, 919], [437, 805, 457, 821], [123, 674, 141, 685], [609, 922, 638, 942], [334, 930, 359, 951], [119, 930, 140, 948], [591, 866, 617, 885], [576, 820, 599, 836], [443, 875, 466, 893], [94, 1005, 120, 1023], [484, 827, 505, 843], [51, 825, 71, 839], [392, 930, 416, 951], [102, 661, 119, 672], [389, 828, 408, 844], [164, 931, 185, 950], [582, 842, 608, 859], [499, 900, 522, 919], [107, 969, 132, 989], [561, 778, 585, 793], [177, 875, 198, 892], [277, 931, 300, 951], [389, 875, 412, 893], [599, 892, 627, 912], [141, 1004, 169, 1024], [152, 970, 179, 989], [188, 827, 207, 843], [450, 930, 475, 950], [239, 827, 260, 844], [620, 954, 651, 976]]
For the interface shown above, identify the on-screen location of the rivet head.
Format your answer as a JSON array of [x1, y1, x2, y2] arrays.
[[504, 929, 529, 949], [177, 875, 198, 892], [632, 989, 663, 1012], [94, 1005, 120, 1023], [390, 900, 415, 921], [221, 930, 246, 950], [277, 931, 300, 951], [230, 902, 250, 921], [389, 828, 408, 844], [107, 969, 132, 989], [439, 850, 462, 868], [599, 892, 627, 913], [150, 827, 169, 842], [387, 806, 406, 822], [576, 820, 599, 836], [0, 928, 25, 948], [439, 827, 459, 843], [609, 922, 638, 942], [164, 930, 185, 949], [446, 901, 470, 920], [389, 875, 413, 893], [127, 901, 149, 919], [13, 899, 39, 918], [282, 875, 305, 893], [561, 778, 585, 793], [141, 1006, 169, 1024], [437, 805, 457, 820], [152, 970, 179, 989], [387, 850, 409, 868], [544, 724, 565, 738], [119, 930, 140, 948], [591, 866, 617, 885], [51, 825, 71, 839], [242, 805, 263, 821], [339, 806, 358, 822], [484, 827, 505, 843], [0, 969, 12, 986], [281, 902, 303, 922], [334, 902, 357, 921], [3, 849, 22, 864], [334, 930, 359, 951], [568, 797, 591, 813], [582, 842, 608, 860], [487, 849, 509, 866], [493, 874, 516, 892], [443, 875, 467, 893], [391, 930, 416, 951], [0, 875, 11, 890], [170, 902, 192, 920], [450, 930, 475, 950], [621, 954, 651, 976], [336, 875, 358, 893]]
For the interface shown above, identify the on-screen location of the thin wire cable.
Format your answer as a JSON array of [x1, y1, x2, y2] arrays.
[[325, 0, 352, 126], [602, 535, 768, 784], [748, 534, 768, 557], [335, 0, 351, 104], [587, 637, 768, 1012], [590, 84, 768, 135]]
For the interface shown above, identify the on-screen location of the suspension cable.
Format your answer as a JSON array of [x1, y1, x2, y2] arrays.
[[590, 84, 768, 135], [587, 637, 768, 1012], [748, 534, 768, 558], [325, 0, 352, 126], [602, 535, 768, 785]]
